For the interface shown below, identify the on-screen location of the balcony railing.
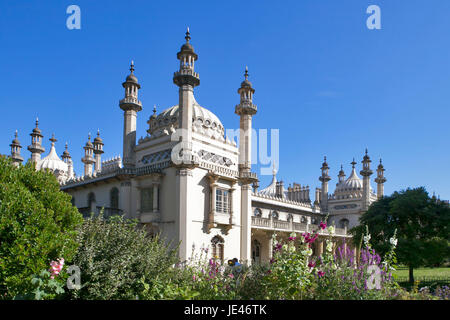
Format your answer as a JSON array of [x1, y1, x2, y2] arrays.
[[251, 216, 348, 236]]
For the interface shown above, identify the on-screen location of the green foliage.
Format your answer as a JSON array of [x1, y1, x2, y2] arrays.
[[69, 213, 179, 300], [0, 156, 83, 299], [13, 269, 65, 300], [351, 187, 450, 277]]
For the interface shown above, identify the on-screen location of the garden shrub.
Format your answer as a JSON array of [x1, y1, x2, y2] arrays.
[[0, 156, 83, 299], [69, 214, 179, 300]]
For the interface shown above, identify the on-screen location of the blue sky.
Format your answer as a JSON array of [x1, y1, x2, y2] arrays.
[[1, 0, 449, 199]]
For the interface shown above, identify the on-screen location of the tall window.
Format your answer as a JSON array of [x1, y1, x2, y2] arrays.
[[339, 218, 349, 229], [110, 187, 119, 209], [141, 188, 154, 212], [287, 213, 293, 222], [252, 240, 261, 264], [271, 211, 279, 220], [215, 189, 229, 213], [87, 192, 96, 207], [211, 236, 224, 262]]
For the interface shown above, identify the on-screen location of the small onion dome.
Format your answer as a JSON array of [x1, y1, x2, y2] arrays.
[[11, 130, 20, 146], [150, 105, 157, 120], [32, 118, 42, 134], [177, 28, 198, 60], [85, 134, 93, 148], [377, 159, 384, 170], [94, 130, 103, 144], [363, 148, 371, 161], [125, 61, 138, 84], [62, 143, 71, 158], [126, 73, 138, 83], [240, 67, 253, 89], [321, 156, 329, 168], [338, 165, 345, 176]]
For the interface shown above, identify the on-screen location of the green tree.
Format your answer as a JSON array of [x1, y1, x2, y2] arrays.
[[0, 156, 83, 298], [351, 187, 450, 284]]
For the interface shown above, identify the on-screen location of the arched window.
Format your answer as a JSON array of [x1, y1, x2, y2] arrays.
[[339, 218, 349, 229], [253, 208, 262, 217], [271, 211, 279, 220], [110, 187, 119, 209], [287, 213, 294, 222], [87, 192, 96, 207], [252, 239, 261, 264], [211, 236, 224, 262]]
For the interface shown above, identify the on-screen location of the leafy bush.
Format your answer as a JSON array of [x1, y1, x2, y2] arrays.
[[0, 156, 83, 299], [69, 214, 179, 300]]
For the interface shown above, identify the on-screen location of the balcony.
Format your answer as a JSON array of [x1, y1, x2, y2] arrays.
[[251, 216, 348, 236]]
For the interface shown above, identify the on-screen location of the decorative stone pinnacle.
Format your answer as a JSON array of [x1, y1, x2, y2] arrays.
[[153, 105, 157, 114], [97, 129, 100, 137], [130, 60, 135, 74], [244, 66, 249, 80], [185, 27, 191, 42], [49, 133, 57, 144]]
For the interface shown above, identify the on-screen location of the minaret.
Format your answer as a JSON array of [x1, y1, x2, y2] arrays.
[[81, 134, 95, 176], [338, 165, 346, 185], [119, 61, 142, 168], [319, 156, 331, 212], [235, 66, 257, 263], [93, 129, 104, 173], [360, 149, 373, 211], [236, 66, 257, 171], [173, 28, 200, 164], [10, 130, 24, 166], [27, 118, 45, 164], [374, 159, 386, 199], [61, 142, 74, 179]]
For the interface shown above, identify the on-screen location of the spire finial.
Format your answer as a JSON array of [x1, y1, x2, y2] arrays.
[[365, 148, 368, 155], [244, 66, 249, 80], [15, 130, 18, 139], [153, 104, 157, 114], [351, 158, 356, 168], [97, 128, 100, 136], [49, 133, 57, 145], [272, 161, 277, 176], [341, 164, 343, 170], [130, 60, 135, 74], [35, 117, 39, 127], [185, 27, 191, 42], [65, 141, 68, 150], [88, 132, 91, 141]]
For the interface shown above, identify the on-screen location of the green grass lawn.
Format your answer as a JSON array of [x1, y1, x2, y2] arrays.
[[393, 266, 450, 279]]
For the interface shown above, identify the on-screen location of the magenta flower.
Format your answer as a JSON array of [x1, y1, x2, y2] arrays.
[[49, 258, 64, 279], [319, 222, 327, 230], [288, 236, 296, 241], [317, 270, 325, 278], [308, 261, 316, 268]]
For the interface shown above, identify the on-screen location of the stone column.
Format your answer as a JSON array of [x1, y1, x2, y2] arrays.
[[229, 184, 235, 226], [268, 236, 273, 261], [152, 183, 159, 213]]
